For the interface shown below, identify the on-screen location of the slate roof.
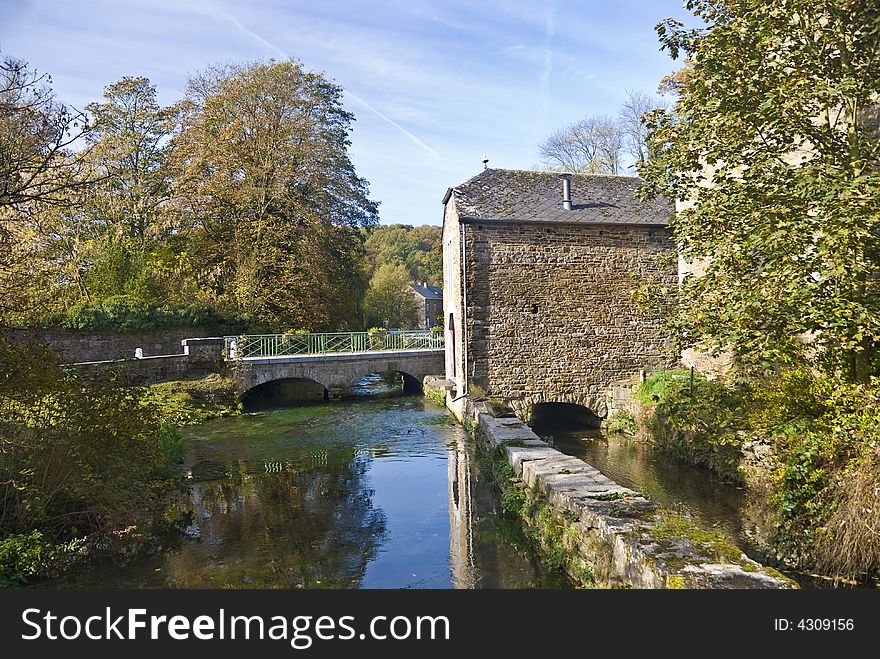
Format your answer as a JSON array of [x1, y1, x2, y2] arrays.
[[443, 168, 671, 225], [410, 284, 443, 300]]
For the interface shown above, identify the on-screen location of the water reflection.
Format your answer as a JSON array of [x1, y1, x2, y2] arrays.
[[167, 451, 386, 588], [535, 422, 773, 559], [58, 384, 564, 588]]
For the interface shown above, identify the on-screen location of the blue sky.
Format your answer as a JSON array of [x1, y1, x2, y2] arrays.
[[1, 0, 692, 226]]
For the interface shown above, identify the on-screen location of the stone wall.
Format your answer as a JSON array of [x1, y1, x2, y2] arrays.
[[69, 338, 226, 387], [461, 221, 678, 420], [5, 327, 225, 363], [476, 408, 795, 589], [71, 355, 224, 387]]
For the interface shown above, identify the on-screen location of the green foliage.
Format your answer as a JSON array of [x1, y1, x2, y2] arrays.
[[0, 531, 59, 587], [36, 295, 245, 331], [2, 59, 379, 333], [172, 60, 376, 331], [636, 370, 748, 482], [0, 337, 185, 584], [750, 370, 880, 567], [140, 375, 241, 427], [639, 367, 880, 579], [157, 422, 184, 466], [363, 264, 420, 329], [364, 224, 442, 286], [642, 1, 880, 383], [606, 411, 636, 435]]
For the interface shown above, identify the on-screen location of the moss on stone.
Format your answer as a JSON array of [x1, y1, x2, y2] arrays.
[[665, 574, 686, 589], [650, 510, 745, 564], [142, 374, 241, 426]]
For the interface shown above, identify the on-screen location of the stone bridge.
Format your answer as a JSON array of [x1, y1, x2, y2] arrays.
[[231, 349, 445, 398], [66, 332, 446, 399]]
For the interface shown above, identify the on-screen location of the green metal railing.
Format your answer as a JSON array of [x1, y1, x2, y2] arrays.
[[224, 330, 444, 359]]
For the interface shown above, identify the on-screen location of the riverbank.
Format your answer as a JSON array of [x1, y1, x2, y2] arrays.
[[621, 369, 880, 585], [429, 379, 797, 588], [0, 338, 194, 587]]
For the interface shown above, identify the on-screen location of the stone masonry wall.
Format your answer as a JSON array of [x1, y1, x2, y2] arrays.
[[464, 221, 677, 420], [5, 327, 223, 363]]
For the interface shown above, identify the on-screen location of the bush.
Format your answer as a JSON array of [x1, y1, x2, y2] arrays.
[[637, 367, 880, 580], [157, 422, 184, 466], [0, 337, 185, 584], [35, 295, 248, 332], [0, 531, 59, 587], [606, 411, 636, 435], [635, 370, 749, 482], [754, 370, 880, 577]]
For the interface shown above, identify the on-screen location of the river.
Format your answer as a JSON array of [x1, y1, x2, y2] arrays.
[[63, 375, 562, 588]]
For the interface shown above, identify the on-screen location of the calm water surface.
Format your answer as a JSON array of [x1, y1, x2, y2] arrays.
[[65, 376, 562, 588]]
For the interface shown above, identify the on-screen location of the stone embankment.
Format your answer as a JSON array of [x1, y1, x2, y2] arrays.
[[422, 375, 797, 589], [479, 411, 795, 588]]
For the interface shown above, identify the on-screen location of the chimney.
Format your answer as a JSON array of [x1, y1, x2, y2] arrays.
[[560, 173, 572, 211], [422, 281, 427, 287]]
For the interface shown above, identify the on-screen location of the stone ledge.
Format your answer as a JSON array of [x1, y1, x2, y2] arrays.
[[477, 411, 797, 589]]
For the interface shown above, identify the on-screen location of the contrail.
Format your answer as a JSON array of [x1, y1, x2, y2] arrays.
[[344, 92, 439, 157], [191, 0, 440, 157]]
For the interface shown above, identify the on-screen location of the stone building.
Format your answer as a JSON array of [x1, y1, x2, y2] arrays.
[[441, 168, 677, 422], [409, 283, 443, 329]]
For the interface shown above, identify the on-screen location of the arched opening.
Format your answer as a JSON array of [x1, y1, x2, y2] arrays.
[[348, 371, 422, 399], [530, 402, 602, 433], [448, 313, 456, 378], [242, 378, 327, 412]]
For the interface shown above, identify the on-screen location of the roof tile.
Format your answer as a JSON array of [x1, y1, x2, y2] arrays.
[[447, 169, 671, 225]]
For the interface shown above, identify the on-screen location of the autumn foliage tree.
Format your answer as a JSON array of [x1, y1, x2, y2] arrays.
[[171, 60, 377, 330], [641, 0, 880, 382], [364, 264, 419, 329]]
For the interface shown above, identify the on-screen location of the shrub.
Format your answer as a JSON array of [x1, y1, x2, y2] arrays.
[[36, 295, 248, 332], [635, 370, 749, 482], [0, 337, 185, 584], [606, 410, 636, 435], [157, 422, 184, 466], [755, 370, 880, 575], [0, 531, 59, 587]]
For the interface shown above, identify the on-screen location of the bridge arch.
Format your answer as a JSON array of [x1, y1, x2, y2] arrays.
[[510, 392, 607, 425], [530, 401, 602, 430], [230, 350, 445, 400], [241, 377, 328, 410]]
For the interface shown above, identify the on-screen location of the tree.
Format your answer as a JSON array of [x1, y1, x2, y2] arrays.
[[171, 60, 377, 329], [364, 264, 419, 329], [539, 115, 623, 174], [619, 90, 666, 167], [80, 76, 181, 300], [641, 0, 880, 382], [0, 55, 93, 213], [364, 224, 442, 285]]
